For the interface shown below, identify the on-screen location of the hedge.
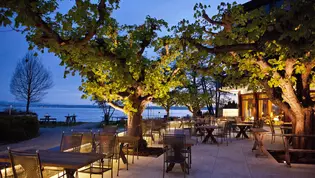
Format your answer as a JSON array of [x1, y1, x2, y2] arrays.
[[0, 115, 39, 141]]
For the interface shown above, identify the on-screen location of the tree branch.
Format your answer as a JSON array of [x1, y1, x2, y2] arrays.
[[202, 26, 217, 36], [24, 5, 64, 44], [137, 24, 157, 57], [108, 102, 124, 112], [261, 81, 295, 120], [76, 0, 107, 45], [202, 10, 224, 26], [187, 37, 257, 54], [285, 59, 296, 78]]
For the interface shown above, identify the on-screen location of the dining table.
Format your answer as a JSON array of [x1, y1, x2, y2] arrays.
[[0, 150, 105, 178], [233, 123, 253, 139], [196, 125, 218, 143]]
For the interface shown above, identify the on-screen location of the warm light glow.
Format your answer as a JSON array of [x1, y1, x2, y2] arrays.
[[250, 116, 254, 121], [270, 112, 274, 118], [274, 116, 279, 121]]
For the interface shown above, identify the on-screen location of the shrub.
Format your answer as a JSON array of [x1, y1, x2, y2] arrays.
[[0, 107, 37, 116], [0, 115, 39, 142]]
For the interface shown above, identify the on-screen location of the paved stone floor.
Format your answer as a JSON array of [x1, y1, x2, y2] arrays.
[[68, 128, 315, 178], [0, 122, 100, 152], [2, 125, 315, 178]]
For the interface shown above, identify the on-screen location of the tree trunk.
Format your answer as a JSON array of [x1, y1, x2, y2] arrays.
[[291, 108, 315, 149], [126, 95, 149, 149], [26, 98, 30, 113], [207, 104, 214, 115], [192, 107, 201, 117], [166, 107, 170, 120]]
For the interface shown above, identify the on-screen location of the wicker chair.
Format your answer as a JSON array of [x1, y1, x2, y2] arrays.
[[163, 134, 187, 178], [8, 148, 43, 178], [80, 135, 116, 178]]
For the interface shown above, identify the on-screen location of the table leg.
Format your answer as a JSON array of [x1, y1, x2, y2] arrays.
[[166, 163, 175, 172], [180, 162, 189, 174], [119, 143, 128, 164], [253, 133, 268, 157], [235, 127, 242, 138], [242, 127, 249, 139], [202, 129, 217, 143], [202, 133, 210, 143], [65, 169, 76, 178], [236, 126, 249, 139], [208, 129, 218, 144]]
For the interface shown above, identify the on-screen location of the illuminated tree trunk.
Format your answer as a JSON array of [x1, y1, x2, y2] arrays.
[[126, 94, 150, 149], [290, 108, 315, 149]]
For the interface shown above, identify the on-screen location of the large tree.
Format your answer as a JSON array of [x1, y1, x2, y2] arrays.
[[10, 52, 53, 113], [177, 69, 207, 117], [1, 1, 182, 143], [175, 1, 315, 147]]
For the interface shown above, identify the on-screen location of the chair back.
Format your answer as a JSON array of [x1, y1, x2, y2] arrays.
[[217, 121, 229, 134], [103, 125, 118, 134], [163, 134, 185, 151], [72, 131, 94, 153], [8, 149, 43, 178], [60, 132, 83, 152], [183, 128, 192, 137], [254, 119, 264, 128], [96, 135, 116, 156], [142, 121, 153, 134], [235, 117, 242, 123]]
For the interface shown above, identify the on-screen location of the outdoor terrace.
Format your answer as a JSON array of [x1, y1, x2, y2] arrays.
[[60, 125, 315, 178], [1, 122, 314, 178]]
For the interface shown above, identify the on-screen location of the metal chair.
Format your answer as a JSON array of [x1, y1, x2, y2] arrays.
[[49, 132, 83, 178], [142, 121, 155, 145], [71, 130, 95, 153], [215, 121, 230, 146], [80, 135, 116, 178], [60, 132, 83, 152], [268, 119, 278, 143], [8, 148, 43, 178], [163, 134, 187, 178], [102, 125, 118, 135]]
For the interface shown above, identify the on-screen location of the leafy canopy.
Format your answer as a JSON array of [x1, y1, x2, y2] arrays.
[[0, 0, 183, 113], [172, 0, 315, 119]]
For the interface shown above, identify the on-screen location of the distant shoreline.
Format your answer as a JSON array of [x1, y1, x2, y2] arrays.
[[0, 101, 205, 110]]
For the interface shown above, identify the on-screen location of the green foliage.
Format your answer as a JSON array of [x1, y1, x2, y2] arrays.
[[0, 1, 184, 114], [153, 90, 180, 110], [172, 0, 315, 115]]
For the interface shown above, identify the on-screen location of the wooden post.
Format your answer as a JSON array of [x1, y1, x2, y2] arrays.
[[238, 91, 242, 117]]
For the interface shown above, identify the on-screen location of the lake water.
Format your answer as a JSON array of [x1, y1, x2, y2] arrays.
[[0, 105, 207, 122]]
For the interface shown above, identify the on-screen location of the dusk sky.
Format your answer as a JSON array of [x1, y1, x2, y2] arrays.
[[0, 0, 247, 105]]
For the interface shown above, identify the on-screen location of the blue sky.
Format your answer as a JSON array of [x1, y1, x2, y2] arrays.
[[0, 0, 247, 105]]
